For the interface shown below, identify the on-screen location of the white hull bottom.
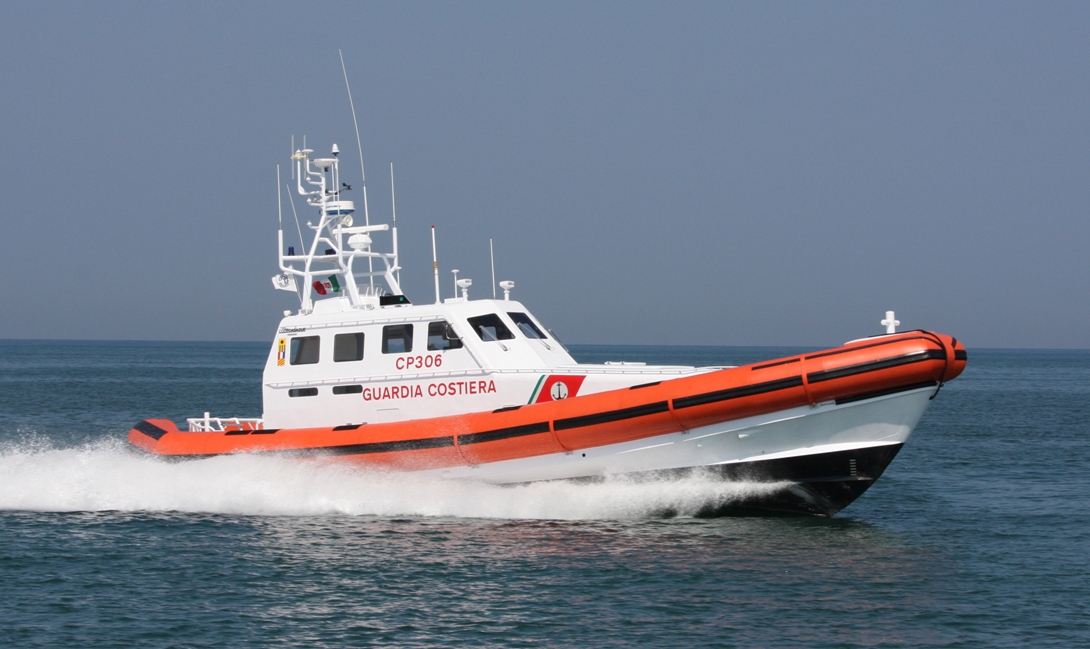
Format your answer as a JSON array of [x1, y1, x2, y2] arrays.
[[427, 385, 936, 516]]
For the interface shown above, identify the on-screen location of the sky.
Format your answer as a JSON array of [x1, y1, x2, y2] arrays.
[[0, 2, 1087, 348]]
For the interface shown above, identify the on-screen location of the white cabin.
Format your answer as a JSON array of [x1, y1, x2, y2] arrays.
[[261, 296, 709, 429]]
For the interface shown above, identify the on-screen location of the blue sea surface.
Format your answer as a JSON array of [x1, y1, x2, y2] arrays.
[[1, 340, 1087, 647]]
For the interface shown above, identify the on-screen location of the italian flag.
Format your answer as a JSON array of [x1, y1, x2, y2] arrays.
[[312, 275, 341, 295]]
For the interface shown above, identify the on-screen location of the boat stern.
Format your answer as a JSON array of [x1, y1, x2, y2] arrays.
[[127, 419, 182, 454]]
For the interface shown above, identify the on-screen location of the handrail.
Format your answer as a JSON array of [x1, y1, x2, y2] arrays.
[[186, 415, 265, 432]]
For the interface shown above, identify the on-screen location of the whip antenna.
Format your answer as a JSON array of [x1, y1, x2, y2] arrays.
[[490, 238, 496, 299], [390, 162, 400, 286], [340, 49, 374, 287], [286, 184, 304, 254], [431, 226, 441, 304]]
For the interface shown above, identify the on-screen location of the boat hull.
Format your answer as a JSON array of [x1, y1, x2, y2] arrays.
[[128, 331, 966, 515], [427, 383, 929, 515], [587, 444, 905, 517]]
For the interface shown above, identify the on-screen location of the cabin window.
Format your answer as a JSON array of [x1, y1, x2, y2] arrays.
[[508, 312, 548, 339], [427, 321, 464, 351], [467, 314, 515, 342], [382, 324, 414, 354], [334, 332, 365, 362], [288, 387, 318, 397], [290, 336, 320, 365], [333, 384, 363, 395]]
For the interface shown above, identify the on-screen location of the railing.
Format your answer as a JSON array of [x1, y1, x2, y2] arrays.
[[186, 412, 265, 432]]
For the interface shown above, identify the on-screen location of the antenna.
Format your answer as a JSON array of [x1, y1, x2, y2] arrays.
[[340, 50, 374, 287], [290, 136, 295, 180], [286, 184, 304, 253], [282, 178, 305, 303], [457, 278, 472, 300], [390, 162, 400, 286], [431, 226, 441, 304], [490, 238, 496, 299], [277, 165, 284, 290]]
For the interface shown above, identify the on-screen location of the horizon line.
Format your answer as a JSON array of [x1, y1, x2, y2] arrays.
[[0, 338, 1087, 352]]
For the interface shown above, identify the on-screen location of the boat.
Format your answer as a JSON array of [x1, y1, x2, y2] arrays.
[[128, 142, 967, 516]]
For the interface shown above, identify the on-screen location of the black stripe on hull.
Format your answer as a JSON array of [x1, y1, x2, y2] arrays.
[[554, 401, 670, 431], [807, 350, 946, 383], [188, 436, 458, 459], [673, 348, 945, 411], [223, 428, 279, 436], [834, 380, 938, 405], [615, 444, 905, 517], [127, 436, 455, 462], [751, 357, 800, 370], [133, 420, 168, 441], [803, 333, 934, 360], [459, 422, 551, 445], [303, 436, 455, 457], [672, 376, 804, 410]]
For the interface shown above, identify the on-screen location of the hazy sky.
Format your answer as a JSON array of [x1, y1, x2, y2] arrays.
[[1, 2, 1087, 348]]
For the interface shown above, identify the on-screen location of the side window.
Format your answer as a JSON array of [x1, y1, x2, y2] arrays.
[[427, 321, 464, 351], [382, 324, 414, 354], [467, 314, 515, 342], [290, 336, 320, 365], [508, 312, 548, 339], [334, 332, 364, 362]]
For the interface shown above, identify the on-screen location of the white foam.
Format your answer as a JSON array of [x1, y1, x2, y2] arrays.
[[0, 438, 786, 519]]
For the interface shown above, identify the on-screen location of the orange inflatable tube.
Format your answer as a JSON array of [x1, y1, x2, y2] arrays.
[[128, 331, 967, 470]]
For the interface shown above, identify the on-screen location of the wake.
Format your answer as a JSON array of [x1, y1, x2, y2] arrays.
[[0, 437, 785, 519]]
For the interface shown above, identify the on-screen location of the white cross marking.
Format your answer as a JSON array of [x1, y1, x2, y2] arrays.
[[881, 311, 900, 334]]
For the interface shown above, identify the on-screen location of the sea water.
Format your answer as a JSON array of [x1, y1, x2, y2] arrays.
[[0, 340, 1087, 647]]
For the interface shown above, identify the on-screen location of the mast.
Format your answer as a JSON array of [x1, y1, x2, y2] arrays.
[[275, 145, 402, 313]]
